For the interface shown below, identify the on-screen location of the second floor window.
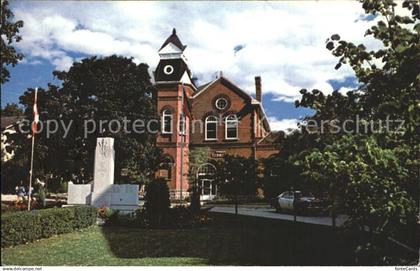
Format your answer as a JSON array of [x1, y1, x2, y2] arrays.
[[162, 109, 173, 134], [225, 114, 238, 139], [179, 113, 186, 135], [205, 115, 218, 140]]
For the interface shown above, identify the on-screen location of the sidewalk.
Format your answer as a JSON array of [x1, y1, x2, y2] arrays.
[[209, 206, 348, 227]]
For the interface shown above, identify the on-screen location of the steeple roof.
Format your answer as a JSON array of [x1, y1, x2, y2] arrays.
[[159, 28, 187, 51]]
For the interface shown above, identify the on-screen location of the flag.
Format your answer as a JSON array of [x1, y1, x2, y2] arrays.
[[31, 88, 39, 134]]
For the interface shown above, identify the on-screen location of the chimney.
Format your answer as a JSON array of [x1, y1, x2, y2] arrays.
[[255, 76, 262, 103]]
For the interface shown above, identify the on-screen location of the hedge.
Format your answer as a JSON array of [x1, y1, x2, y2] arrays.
[[1, 206, 97, 247]]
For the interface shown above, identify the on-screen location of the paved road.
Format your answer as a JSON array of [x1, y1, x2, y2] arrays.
[[209, 206, 348, 227]]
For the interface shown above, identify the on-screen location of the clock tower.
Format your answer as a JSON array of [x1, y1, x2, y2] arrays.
[[154, 29, 195, 199]]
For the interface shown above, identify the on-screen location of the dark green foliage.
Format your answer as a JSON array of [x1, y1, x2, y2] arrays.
[[1, 0, 24, 84], [216, 155, 259, 198], [144, 178, 170, 227], [187, 147, 210, 212], [1, 206, 96, 247], [1, 203, 20, 213], [103, 206, 211, 229], [189, 186, 201, 213], [5, 55, 161, 188], [1, 103, 23, 116], [263, 156, 300, 199], [264, 0, 419, 264], [1, 157, 27, 193]]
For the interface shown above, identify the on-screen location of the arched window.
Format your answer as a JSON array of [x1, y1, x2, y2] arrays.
[[197, 163, 217, 177], [161, 109, 173, 134], [225, 114, 238, 139], [197, 163, 217, 199], [158, 156, 174, 180], [205, 115, 218, 140], [179, 113, 186, 135]]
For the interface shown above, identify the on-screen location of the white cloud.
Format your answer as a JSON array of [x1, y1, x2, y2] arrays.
[[268, 117, 299, 132], [12, 1, 392, 103], [337, 86, 353, 96], [52, 55, 74, 71]]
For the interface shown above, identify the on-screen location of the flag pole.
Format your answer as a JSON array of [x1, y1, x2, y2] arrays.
[[27, 126, 35, 211], [27, 88, 38, 211]]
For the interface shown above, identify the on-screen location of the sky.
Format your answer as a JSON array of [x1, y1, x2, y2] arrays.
[[2, 1, 384, 131]]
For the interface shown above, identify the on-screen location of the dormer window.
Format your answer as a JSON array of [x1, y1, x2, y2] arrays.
[[225, 115, 238, 140], [205, 116, 218, 141], [161, 109, 173, 134]]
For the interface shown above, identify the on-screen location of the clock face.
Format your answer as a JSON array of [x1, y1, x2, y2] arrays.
[[163, 65, 174, 75]]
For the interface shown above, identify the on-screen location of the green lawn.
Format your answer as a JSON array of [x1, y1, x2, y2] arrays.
[[2, 226, 206, 265], [2, 213, 358, 266]]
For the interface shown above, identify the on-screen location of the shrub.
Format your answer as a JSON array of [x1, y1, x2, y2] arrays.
[[103, 210, 147, 228], [144, 178, 170, 227], [1, 203, 20, 213], [102, 206, 212, 229], [164, 206, 212, 229], [97, 206, 115, 220], [1, 206, 96, 247], [97, 206, 121, 226], [189, 186, 201, 214]]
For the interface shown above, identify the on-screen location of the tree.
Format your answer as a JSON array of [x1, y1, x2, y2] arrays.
[[296, 135, 417, 263], [144, 178, 170, 227], [187, 147, 210, 211], [1, 0, 24, 84], [263, 155, 300, 200], [216, 155, 258, 214], [1, 103, 23, 116], [265, 0, 419, 264], [217, 155, 258, 197], [6, 55, 162, 188]]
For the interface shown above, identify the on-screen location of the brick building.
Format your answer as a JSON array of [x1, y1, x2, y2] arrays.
[[154, 29, 281, 199]]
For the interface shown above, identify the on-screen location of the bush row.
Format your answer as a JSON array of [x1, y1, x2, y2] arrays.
[[1, 206, 97, 247], [101, 206, 212, 229]]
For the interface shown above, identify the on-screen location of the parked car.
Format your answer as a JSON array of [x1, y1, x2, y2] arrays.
[[272, 191, 326, 214]]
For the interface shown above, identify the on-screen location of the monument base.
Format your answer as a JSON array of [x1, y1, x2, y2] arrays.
[[170, 189, 189, 200]]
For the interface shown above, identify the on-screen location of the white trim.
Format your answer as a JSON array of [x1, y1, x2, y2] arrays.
[[155, 81, 197, 92], [179, 113, 186, 135], [191, 78, 219, 99], [197, 163, 217, 201], [159, 42, 183, 54], [192, 76, 253, 101], [161, 109, 173, 134], [197, 163, 217, 176], [225, 114, 238, 140], [163, 65, 174, 75], [205, 115, 218, 141], [180, 71, 193, 85], [256, 103, 271, 132], [158, 43, 188, 62], [190, 74, 271, 132], [215, 97, 228, 110]]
